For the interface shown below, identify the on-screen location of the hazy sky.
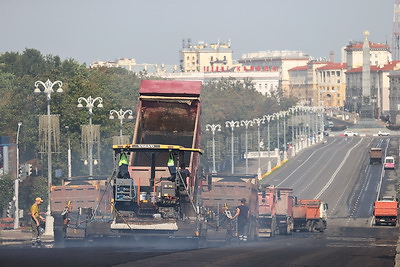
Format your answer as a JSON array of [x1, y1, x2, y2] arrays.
[[0, 0, 394, 66]]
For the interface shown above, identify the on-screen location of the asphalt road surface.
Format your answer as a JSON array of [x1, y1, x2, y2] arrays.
[[0, 136, 398, 267]]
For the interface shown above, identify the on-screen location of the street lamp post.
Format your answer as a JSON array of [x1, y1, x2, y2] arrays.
[[240, 120, 254, 174], [109, 108, 134, 140], [14, 122, 22, 229], [225, 120, 240, 174], [263, 115, 273, 173], [65, 126, 72, 178], [281, 111, 289, 160], [206, 124, 221, 173], [296, 107, 301, 152], [320, 107, 324, 141], [34, 79, 63, 237], [77, 96, 103, 176], [275, 113, 281, 166], [289, 107, 297, 157], [253, 117, 264, 178]]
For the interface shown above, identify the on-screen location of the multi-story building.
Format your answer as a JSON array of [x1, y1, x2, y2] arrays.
[[90, 58, 178, 73], [346, 61, 400, 117], [287, 60, 343, 107], [388, 70, 400, 124], [238, 50, 310, 96], [160, 69, 280, 96], [179, 40, 234, 72], [343, 41, 391, 70], [316, 63, 347, 108]]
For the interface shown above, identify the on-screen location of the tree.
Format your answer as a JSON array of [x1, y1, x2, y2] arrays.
[[0, 174, 14, 217]]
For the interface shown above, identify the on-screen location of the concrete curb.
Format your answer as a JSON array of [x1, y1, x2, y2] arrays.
[[396, 229, 400, 267], [0, 229, 54, 246]]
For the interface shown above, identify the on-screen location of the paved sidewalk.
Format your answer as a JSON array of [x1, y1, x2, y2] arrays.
[[0, 229, 54, 246]]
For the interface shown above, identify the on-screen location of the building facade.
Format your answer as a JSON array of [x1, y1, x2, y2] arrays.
[[160, 69, 280, 96], [344, 41, 391, 69], [238, 50, 310, 96], [345, 61, 400, 118], [179, 40, 234, 72], [316, 63, 347, 108]]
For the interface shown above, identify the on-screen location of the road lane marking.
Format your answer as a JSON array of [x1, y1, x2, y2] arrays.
[[314, 138, 363, 199], [275, 140, 340, 187]]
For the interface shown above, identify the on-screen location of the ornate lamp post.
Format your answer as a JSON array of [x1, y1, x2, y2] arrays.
[[319, 107, 325, 141], [205, 124, 221, 173], [253, 117, 264, 178], [225, 120, 240, 174], [65, 126, 72, 178], [34, 79, 63, 237], [263, 115, 274, 173], [14, 122, 22, 229], [77, 96, 103, 176], [240, 119, 254, 174], [289, 107, 297, 156], [275, 112, 281, 166], [306, 106, 312, 146], [109, 108, 134, 139], [281, 111, 289, 160]]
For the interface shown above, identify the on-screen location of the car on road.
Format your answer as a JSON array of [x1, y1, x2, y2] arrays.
[[343, 131, 358, 136], [378, 131, 390, 136], [384, 156, 395, 170]]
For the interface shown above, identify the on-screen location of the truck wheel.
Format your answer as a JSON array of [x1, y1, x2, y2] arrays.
[[278, 226, 287, 235], [308, 222, 316, 232]]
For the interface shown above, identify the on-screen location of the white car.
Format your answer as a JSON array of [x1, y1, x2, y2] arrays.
[[378, 131, 390, 136], [344, 131, 358, 136]]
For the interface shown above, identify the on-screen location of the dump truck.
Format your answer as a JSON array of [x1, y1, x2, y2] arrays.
[[200, 173, 259, 244], [369, 148, 383, 164], [258, 186, 294, 237], [258, 186, 277, 238], [293, 199, 328, 232], [374, 197, 398, 226], [50, 176, 113, 240], [110, 80, 206, 242]]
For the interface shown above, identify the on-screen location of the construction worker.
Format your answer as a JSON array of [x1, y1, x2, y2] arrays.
[[231, 198, 250, 243], [178, 162, 190, 188], [167, 153, 177, 178], [30, 197, 45, 248], [61, 201, 72, 236], [117, 152, 130, 179]]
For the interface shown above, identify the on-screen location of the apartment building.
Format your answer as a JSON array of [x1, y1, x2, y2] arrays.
[[288, 60, 344, 107], [238, 50, 310, 96], [343, 41, 391, 70], [179, 40, 234, 72], [388, 70, 400, 124], [316, 63, 347, 108]]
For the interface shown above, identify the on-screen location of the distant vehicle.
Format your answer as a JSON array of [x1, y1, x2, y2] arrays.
[[343, 131, 358, 136], [378, 131, 390, 136], [384, 156, 395, 170], [369, 148, 383, 164], [328, 121, 334, 128]]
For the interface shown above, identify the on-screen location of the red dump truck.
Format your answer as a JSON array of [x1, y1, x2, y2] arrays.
[[111, 80, 206, 243], [293, 199, 328, 232], [369, 148, 383, 164], [200, 173, 259, 244], [374, 197, 398, 226], [258, 186, 294, 237]]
